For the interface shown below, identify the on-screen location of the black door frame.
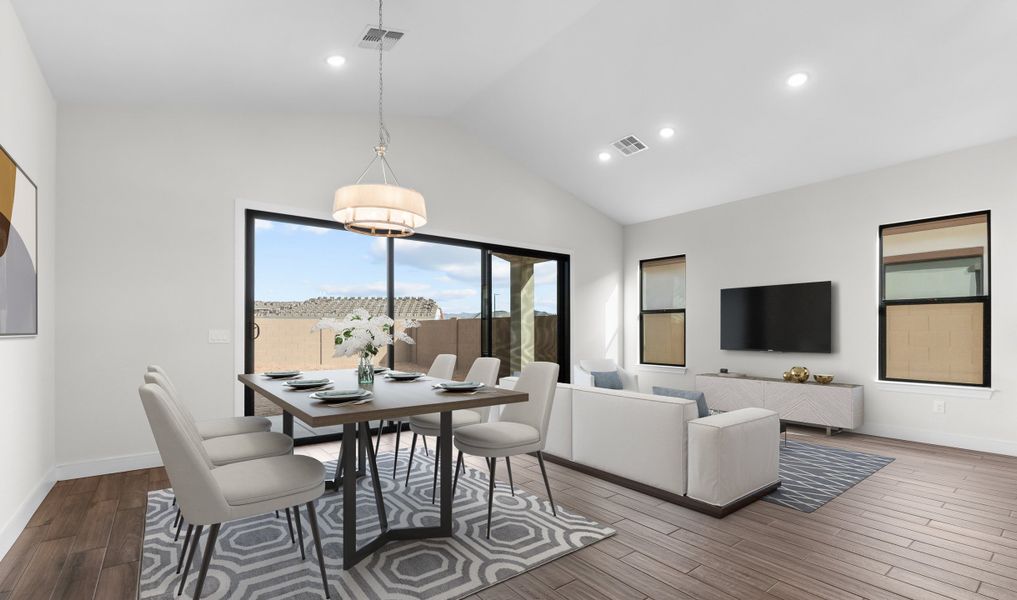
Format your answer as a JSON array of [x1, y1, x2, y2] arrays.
[[244, 209, 571, 440]]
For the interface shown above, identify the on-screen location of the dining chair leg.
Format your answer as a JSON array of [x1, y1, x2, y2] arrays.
[[305, 501, 331, 599], [361, 422, 389, 530], [178, 523, 203, 596], [173, 508, 181, 529], [405, 432, 418, 486], [293, 505, 306, 560], [176, 524, 194, 574], [536, 451, 557, 517], [431, 438, 441, 504], [422, 435, 429, 457], [275, 510, 279, 518], [452, 450, 464, 498], [486, 457, 497, 539], [374, 420, 384, 455], [392, 422, 402, 479], [174, 512, 184, 541], [505, 456, 515, 496], [285, 507, 295, 544], [192, 522, 221, 600]]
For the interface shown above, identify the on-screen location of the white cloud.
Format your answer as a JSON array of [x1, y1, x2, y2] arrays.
[[284, 223, 331, 235], [254, 220, 274, 230]]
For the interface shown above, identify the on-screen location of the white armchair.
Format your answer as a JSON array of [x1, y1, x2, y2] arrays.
[[573, 359, 639, 391]]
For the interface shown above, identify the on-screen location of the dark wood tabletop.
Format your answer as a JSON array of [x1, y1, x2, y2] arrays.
[[238, 369, 528, 428]]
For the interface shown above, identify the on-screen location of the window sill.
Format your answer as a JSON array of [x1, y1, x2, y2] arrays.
[[638, 364, 688, 375], [875, 380, 995, 400]]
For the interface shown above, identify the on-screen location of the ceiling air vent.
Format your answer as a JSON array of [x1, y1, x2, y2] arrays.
[[357, 26, 405, 51], [612, 135, 648, 157]]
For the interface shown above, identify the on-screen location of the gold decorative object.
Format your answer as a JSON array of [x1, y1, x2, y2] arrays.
[[814, 374, 835, 384], [782, 371, 793, 382], [788, 366, 810, 383]]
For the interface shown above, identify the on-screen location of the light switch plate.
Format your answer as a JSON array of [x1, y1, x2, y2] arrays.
[[208, 329, 231, 344]]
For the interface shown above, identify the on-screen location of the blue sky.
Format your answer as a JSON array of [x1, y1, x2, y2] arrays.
[[254, 219, 558, 315]]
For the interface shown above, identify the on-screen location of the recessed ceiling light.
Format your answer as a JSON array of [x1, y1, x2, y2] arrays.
[[325, 55, 347, 68], [786, 72, 809, 88], [659, 127, 675, 139], [598, 151, 612, 162]]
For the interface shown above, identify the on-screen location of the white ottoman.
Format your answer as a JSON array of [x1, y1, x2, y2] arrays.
[[687, 407, 780, 509]]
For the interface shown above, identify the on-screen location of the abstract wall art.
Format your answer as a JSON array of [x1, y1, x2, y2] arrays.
[[0, 144, 37, 336]]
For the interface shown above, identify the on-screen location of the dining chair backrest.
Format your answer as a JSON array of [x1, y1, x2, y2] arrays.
[[147, 364, 177, 393], [144, 370, 209, 458], [464, 357, 500, 387], [498, 361, 559, 447], [427, 354, 457, 380], [464, 357, 501, 422], [146, 366, 194, 421], [139, 383, 228, 525]]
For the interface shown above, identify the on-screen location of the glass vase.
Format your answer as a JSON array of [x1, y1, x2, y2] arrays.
[[358, 353, 375, 385]]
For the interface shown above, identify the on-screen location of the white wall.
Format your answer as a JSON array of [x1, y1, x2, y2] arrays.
[[624, 137, 1017, 455], [0, 0, 57, 557], [55, 106, 623, 468]]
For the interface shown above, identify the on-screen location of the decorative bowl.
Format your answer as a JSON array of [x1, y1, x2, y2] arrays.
[[789, 366, 810, 383], [814, 374, 835, 384], [782, 371, 793, 382]]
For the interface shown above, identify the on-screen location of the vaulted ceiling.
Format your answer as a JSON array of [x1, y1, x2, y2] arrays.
[[13, 0, 1017, 224]]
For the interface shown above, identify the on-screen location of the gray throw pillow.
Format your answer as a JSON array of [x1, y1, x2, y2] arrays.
[[591, 370, 624, 390], [652, 386, 709, 418]]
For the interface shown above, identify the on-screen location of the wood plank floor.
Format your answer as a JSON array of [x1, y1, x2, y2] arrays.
[[6, 427, 1017, 599]]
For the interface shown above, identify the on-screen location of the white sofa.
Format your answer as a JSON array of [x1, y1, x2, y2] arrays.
[[499, 376, 780, 515]]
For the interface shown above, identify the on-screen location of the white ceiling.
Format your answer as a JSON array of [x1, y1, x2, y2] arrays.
[[10, 0, 600, 114], [13, 0, 1017, 224]]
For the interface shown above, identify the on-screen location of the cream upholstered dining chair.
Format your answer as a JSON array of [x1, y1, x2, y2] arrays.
[[144, 370, 298, 548], [139, 383, 330, 599], [374, 353, 459, 475], [148, 365, 272, 438], [403, 357, 501, 500], [452, 361, 559, 538]]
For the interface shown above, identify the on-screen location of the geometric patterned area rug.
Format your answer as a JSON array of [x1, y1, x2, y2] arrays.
[[763, 440, 894, 513], [140, 450, 614, 599]]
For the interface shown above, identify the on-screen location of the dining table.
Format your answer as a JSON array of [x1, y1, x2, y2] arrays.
[[237, 368, 528, 569]]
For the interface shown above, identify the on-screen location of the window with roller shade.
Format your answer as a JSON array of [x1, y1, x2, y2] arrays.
[[639, 255, 686, 367], [879, 211, 990, 387]]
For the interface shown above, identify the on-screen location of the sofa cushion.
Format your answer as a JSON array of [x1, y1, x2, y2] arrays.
[[653, 386, 709, 418], [592, 370, 623, 390]]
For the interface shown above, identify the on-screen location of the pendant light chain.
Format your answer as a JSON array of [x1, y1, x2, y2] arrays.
[[377, 0, 390, 151]]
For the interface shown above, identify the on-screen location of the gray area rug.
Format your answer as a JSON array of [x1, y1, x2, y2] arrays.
[[141, 451, 614, 599], [764, 440, 894, 513]]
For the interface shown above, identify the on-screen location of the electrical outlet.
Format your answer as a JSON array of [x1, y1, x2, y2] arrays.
[[208, 329, 231, 344], [932, 399, 946, 414]]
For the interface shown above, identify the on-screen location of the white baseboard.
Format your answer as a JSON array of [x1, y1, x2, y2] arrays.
[[0, 468, 56, 561], [858, 423, 1017, 457], [55, 451, 163, 480]]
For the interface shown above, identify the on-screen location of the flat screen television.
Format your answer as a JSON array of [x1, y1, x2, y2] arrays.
[[720, 281, 832, 353]]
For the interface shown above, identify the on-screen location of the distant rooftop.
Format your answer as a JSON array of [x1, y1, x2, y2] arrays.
[[255, 297, 441, 321]]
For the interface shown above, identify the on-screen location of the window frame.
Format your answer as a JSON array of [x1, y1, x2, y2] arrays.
[[878, 210, 991, 388], [638, 254, 687, 368], [244, 209, 571, 400]]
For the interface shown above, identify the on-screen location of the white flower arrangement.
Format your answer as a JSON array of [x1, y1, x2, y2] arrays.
[[313, 308, 418, 358]]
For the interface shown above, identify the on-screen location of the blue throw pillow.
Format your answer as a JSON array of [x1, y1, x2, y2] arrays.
[[652, 386, 709, 418], [591, 370, 624, 390]]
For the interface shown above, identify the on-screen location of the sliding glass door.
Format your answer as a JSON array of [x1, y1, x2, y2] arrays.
[[392, 237, 482, 379], [245, 210, 569, 443], [489, 251, 563, 380]]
